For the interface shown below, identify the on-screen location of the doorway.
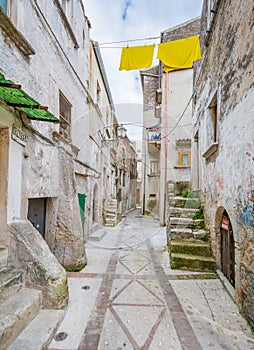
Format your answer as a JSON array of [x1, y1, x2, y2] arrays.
[[220, 211, 235, 287], [28, 198, 47, 239], [78, 193, 86, 238]]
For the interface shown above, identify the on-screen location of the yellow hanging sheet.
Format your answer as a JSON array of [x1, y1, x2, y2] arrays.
[[157, 36, 202, 72], [119, 45, 155, 71]]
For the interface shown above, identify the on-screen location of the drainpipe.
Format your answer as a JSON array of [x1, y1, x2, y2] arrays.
[[142, 128, 147, 215], [163, 72, 169, 225]]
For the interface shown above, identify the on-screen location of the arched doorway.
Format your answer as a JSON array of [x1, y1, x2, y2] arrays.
[[220, 210, 235, 287]]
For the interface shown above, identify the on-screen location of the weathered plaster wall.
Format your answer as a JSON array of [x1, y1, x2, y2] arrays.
[[7, 138, 23, 222], [193, 0, 254, 326], [141, 66, 161, 216], [0, 0, 91, 268], [159, 18, 200, 224]]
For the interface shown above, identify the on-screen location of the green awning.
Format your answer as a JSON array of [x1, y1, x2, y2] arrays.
[[0, 73, 59, 122], [17, 107, 59, 122]]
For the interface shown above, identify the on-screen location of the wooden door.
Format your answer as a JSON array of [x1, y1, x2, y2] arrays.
[[221, 214, 235, 287]]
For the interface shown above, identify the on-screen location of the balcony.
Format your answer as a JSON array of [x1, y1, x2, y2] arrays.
[[147, 130, 161, 153]]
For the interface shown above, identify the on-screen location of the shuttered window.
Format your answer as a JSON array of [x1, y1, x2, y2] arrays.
[[59, 92, 72, 138]]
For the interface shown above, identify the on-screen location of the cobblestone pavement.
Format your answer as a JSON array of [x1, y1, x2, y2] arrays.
[[49, 209, 254, 350]]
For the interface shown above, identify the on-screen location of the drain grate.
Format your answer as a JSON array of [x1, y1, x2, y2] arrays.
[[55, 332, 68, 341], [82, 285, 91, 290]]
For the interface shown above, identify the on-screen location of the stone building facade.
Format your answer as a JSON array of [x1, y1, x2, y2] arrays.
[[140, 18, 200, 224], [84, 40, 118, 235], [0, 0, 90, 278], [116, 131, 137, 214], [0, 0, 137, 312], [192, 0, 254, 326]]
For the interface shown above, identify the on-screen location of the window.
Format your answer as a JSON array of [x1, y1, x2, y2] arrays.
[[150, 161, 158, 175], [122, 172, 126, 187], [178, 152, 190, 167], [203, 92, 219, 160], [59, 92, 72, 138], [122, 148, 125, 165], [96, 81, 101, 103], [207, 0, 218, 28], [208, 95, 217, 143], [0, 0, 8, 14], [61, 0, 68, 14]]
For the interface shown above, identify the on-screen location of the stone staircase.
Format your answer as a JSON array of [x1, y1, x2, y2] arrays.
[[105, 198, 119, 226], [0, 245, 64, 349], [168, 196, 216, 272]]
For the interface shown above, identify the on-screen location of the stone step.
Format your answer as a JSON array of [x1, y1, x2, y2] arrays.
[[170, 217, 204, 229], [8, 309, 64, 350], [0, 246, 8, 270], [109, 199, 117, 205], [170, 253, 216, 272], [0, 268, 24, 305], [0, 288, 42, 349], [105, 222, 117, 226], [106, 207, 117, 213], [106, 212, 116, 218], [170, 240, 212, 257], [168, 207, 198, 219], [89, 229, 107, 241], [169, 228, 207, 241], [105, 218, 117, 223], [169, 196, 200, 209]]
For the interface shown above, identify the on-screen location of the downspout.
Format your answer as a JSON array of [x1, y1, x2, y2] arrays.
[[89, 40, 93, 111], [163, 72, 169, 225]]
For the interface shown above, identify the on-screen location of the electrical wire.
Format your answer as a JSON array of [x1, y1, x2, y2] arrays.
[[96, 31, 205, 47], [160, 93, 194, 140]]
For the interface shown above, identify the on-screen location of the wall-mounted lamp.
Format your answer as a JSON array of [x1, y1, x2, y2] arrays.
[[117, 126, 127, 139]]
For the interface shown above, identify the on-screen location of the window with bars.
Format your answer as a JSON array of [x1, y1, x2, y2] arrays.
[[59, 92, 72, 138]]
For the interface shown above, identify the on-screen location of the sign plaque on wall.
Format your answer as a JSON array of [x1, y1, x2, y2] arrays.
[[11, 127, 28, 146], [221, 217, 229, 230]]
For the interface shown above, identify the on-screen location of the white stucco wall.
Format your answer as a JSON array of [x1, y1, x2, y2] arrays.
[[7, 138, 23, 222], [159, 68, 193, 223]]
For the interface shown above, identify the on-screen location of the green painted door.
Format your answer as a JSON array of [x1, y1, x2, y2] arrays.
[[78, 193, 86, 238]]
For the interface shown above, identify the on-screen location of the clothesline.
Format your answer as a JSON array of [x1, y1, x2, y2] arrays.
[[97, 31, 204, 46]]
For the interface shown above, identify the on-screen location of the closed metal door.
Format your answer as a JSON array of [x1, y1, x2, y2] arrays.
[[221, 214, 235, 287], [28, 198, 47, 239]]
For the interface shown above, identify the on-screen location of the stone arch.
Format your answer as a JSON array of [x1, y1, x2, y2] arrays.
[[214, 206, 225, 266], [92, 183, 99, 223]]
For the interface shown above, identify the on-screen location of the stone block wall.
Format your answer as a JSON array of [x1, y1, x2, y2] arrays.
[[192, 0, 254, 326]]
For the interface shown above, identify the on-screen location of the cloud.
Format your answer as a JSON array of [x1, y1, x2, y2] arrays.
[[122, 0, 132, 21]]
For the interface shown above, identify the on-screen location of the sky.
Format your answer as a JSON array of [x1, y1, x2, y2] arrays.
[[83, 0, 203, 139]]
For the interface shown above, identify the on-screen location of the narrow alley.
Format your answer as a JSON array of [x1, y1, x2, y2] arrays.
[[48, 210, 254, 350]]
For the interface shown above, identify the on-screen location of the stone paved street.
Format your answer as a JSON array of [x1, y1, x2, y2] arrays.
[[49, 210, 254, 350]]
